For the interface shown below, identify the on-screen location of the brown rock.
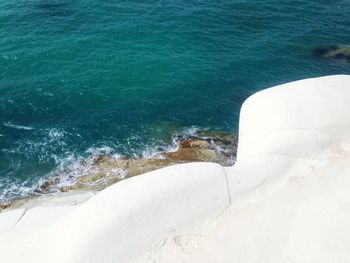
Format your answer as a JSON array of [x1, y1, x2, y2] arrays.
[[18, 129, 237, 205], [0, 204, 9, 211], [165, 148, 218, 162], [57, 158, 178, 192], [196, 130, 237, 145], [38, 177, 60, 193], [180, 139, 210, 149], [60, 186, 70, 192], [93, 155, 108, 165]]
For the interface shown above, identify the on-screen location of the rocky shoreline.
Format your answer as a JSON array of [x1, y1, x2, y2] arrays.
[[2, 76, 350, 263], [0, 130, 237, 211]]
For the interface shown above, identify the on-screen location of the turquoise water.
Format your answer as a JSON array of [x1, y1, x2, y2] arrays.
[[1, 0, 350, 203]]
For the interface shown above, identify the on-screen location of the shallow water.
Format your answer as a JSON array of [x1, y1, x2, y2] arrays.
[[1, 0, 350, 203]]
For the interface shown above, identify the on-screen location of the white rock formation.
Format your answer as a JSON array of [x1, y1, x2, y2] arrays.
[[1, 75, 350, 263]]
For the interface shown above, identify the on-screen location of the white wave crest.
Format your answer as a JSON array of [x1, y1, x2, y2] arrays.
[[3, 122, 34, 130]]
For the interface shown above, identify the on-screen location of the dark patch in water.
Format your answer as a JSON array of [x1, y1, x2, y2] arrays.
[[36, 1, 73, 16], [313, 45, 338, 58], [313, 45, 350, 63]]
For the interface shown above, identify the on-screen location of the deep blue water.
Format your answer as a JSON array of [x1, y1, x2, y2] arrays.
[[1, 0, 350, 203]]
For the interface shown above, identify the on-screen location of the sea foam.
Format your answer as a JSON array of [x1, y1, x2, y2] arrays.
[[3, 122, 34, 131]]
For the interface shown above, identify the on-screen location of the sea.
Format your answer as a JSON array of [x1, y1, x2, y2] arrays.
[[1, 0, 350, 203]]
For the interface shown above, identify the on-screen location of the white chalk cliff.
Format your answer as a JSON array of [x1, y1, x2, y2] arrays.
[[1, 75, 350, 262]]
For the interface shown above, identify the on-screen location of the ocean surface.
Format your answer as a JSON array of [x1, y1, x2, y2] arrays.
[[1, 0, 350, 203]]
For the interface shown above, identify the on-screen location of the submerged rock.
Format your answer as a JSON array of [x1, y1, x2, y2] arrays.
[[314, 45, 350, 63]]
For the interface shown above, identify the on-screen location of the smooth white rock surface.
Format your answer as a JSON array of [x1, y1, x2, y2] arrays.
[[0, 209, 25, 234], [144, 75, 350, 263], [14, 206, 77, 229], [237, 75, 350, 160], [145, 159, 350, 263], [0, 162, 230, 263], [1, 75, 350, 263]]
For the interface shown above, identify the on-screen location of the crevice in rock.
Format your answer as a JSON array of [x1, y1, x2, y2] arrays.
[[221, 166, 232, 207], [13, 209, 27, 228]]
